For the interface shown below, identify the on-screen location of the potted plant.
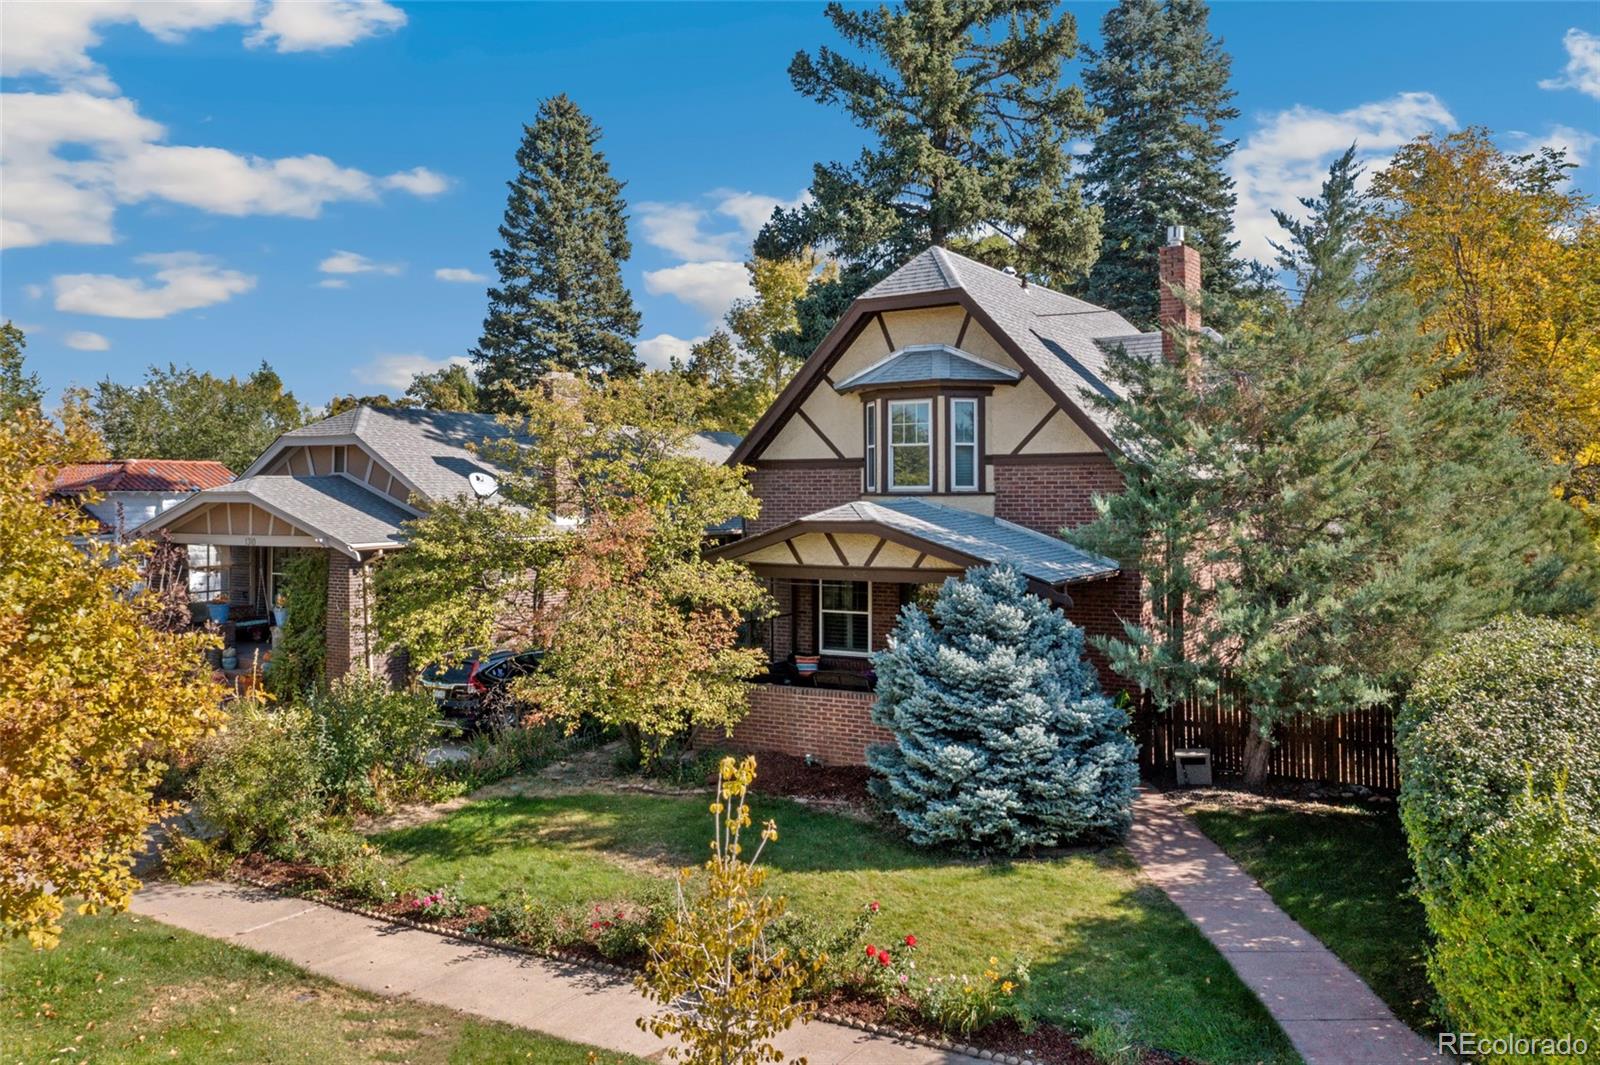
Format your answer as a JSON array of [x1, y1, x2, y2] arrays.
[[207, 593, 230, 624], [221, 646, 238, 670], [794, 654, 821, 676], [272, 591, 288, 628]]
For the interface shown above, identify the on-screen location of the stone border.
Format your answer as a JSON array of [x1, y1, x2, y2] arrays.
[[228, 870, 1032, 1064]]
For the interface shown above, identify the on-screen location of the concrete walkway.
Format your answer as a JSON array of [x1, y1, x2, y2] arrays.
[[1126, 791, 1438, 1065], [130, 881, 982, 1065]]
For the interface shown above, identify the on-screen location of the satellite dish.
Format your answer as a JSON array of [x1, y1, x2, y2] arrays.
[[468, 472, 500, 500]]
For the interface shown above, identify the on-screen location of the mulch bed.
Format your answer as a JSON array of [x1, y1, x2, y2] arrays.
[[733, 750, 874, 806]]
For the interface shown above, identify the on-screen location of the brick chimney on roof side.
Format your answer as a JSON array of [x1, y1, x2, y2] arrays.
[[1158, 225, 1202, 363]]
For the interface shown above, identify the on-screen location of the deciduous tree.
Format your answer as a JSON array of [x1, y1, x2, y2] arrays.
[[1, 322, 42, 415], [405, 363, 480, 412], [1, 413, 224, 948], [473, 95, 641, 400]]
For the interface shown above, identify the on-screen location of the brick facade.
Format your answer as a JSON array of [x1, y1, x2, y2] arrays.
[[702, 684, 893, 766], [748, 466, 859, 535], [326, 550, 406, 685], [991, 455, 1125, 536]]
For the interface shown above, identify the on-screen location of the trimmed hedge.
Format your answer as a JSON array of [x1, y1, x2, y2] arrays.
[[1396, 615, 1600, 901], [1427, 794, 1600, 1056]]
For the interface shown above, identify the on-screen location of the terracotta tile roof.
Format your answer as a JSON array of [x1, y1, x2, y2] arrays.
[[52, 459, 235, 495]]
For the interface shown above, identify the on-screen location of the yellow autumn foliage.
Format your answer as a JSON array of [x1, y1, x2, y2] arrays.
[[0, 412, 224, 948], [1366, 128, 1600, 516]]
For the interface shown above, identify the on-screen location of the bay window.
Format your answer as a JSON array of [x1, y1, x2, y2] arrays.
[[887, 399, 932, 491], [819, 580, 871, 655], [950, 397, 978, 491]]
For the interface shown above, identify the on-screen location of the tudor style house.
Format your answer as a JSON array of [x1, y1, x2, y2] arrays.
[[706, 229, 1204, 764]]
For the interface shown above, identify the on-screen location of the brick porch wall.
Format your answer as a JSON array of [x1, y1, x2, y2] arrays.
[[747, 466, 859, 535], [326, 551, 406, 685], [701, 684, 892, 766]]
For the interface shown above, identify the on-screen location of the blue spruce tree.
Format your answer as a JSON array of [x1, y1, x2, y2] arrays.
[[868, 566, 1138, 855]]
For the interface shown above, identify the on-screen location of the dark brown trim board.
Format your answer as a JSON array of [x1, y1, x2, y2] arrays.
[[749, 457, 860, 470], [988, 451, 1111, 466], [877, 313, 895, 351]]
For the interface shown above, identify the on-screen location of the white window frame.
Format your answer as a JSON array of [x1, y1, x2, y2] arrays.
[[267, 546, 292, 603], [949, 397, 979, 492], [187, 544, 224, 603], [818, 580, 872, 656], [864, 402, 878, 492], [887, 399, 932, 492]]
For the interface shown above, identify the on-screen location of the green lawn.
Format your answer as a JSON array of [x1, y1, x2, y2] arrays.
[[1189, 801, 1435, 1033], [0, 910, 643, 1065], [373, 791, 1296, 1064]]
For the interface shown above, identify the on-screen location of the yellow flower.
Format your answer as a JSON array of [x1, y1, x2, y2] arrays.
[[709, 802, 723, 814], [962, 984, 975, 995], [988, 956, 998, 967], [1001, 981, 1015, 994]]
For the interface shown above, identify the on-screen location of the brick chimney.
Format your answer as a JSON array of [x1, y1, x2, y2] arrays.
[[1158, 225, 1202, 363]]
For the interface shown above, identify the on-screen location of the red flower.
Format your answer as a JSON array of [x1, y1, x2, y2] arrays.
[[590, 921, 601, 930], [904, 935, 917, 948], [877, 950, 891, 967], [868, 901, 880, 913], [865, 944, 877, 958]]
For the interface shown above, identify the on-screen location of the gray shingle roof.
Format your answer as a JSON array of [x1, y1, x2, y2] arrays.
[[835, 344, 1022, 392], [1093, 333, 1164, 361], [783, 497, 1119, 587], [861, 247, 1165, 442], [162, 475, 413, 551]]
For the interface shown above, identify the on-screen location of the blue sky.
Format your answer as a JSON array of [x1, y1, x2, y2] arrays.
[[3, 2, 1596, 409]]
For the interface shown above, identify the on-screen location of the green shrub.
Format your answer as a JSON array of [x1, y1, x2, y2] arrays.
[[305, 671, 440, 813], [769, 906, 877, 996], [473, 888, 571, 951], [289, 823, 408, 904], [440, 720, 571, 790], [911, 957, 1031, 1036], [192, 701, 321, 853], [159, 833, 231, 883], [267, 550, 328, 698], [588, 887, 670, 962], [1428, 793, 1600, 1055], [1397, 615, 1600, 901]]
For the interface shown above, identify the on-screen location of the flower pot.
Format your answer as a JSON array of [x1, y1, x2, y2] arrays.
[[794, 655, 821, 675], [221, 654, 238, 670], [207, 602, 230, 623], [272, 607, 288, 627]]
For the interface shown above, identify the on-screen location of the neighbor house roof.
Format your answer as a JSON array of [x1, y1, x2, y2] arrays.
[[147, 474, 415, 556], [52, 459, 234, 495], [711, 496, 1119, 590], [834, 344, 1023, 393]]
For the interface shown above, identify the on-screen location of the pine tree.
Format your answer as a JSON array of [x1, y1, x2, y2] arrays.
[[1078, 148, 1600, 782], [868, 566, 1138, 855], [757, 0, 1102, 357], [1081, 0, 1256, 328], [473, 95, 641, 403]]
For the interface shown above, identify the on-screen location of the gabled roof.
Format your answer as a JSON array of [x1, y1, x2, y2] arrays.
[[140, 475, 414, 556], [249, 407, 520, 506], [834, 344, 1022, 393], [52, 459, 234, 495], [730, 246, 1162, 465], [710, 496, 1119, 590]]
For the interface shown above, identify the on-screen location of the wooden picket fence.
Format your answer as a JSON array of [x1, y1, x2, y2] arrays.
[[1133, 685, 1400, 791]]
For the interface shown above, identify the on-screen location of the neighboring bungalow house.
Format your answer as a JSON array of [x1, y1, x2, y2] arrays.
[[135, 404, 740, 680], [705, 229, 1205, 764], [51, 459, 235, 544]]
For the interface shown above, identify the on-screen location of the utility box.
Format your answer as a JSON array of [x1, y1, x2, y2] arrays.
[[1174, 748, 1213, 787]]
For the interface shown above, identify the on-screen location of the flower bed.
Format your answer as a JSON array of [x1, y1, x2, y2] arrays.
[[216, 852, 1186, 1065]]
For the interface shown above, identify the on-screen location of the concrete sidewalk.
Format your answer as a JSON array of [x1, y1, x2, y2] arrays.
[[130, 881, 983, 1065], [1126, 791, 1438, 1065]]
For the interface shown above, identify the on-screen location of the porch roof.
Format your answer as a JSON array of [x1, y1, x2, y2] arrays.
[[134, 475, 414, 556], [709, 497, 1120, 590]]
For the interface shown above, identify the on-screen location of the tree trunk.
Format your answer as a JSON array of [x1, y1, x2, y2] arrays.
[[1241, 715, 1274, 786]]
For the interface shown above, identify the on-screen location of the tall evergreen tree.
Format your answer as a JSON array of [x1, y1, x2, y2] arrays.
[[757, 0, 1102, 356], [1081, 0, 1255, 328], [1078, 148, 1600, 782], [473, 95, 641, 403], [0, 322, 43, 415]]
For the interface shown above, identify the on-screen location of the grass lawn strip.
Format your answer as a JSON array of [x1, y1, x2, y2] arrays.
[[1185, 795, 1435, 1034], [371, 790, 1297, 1065], [0, 909, 643, 1065]]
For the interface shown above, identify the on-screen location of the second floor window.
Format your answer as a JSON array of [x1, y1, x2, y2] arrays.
[[864, 402, 878, 492], [950, 397, 978, 491], [888, 399, 931, 491]]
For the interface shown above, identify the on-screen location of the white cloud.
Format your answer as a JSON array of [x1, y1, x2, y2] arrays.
[[353, 353, 470, 391], [319, 249, 403, 275], [1540, 28, 1600, 99], [1229, 92, 1455, 263], [434, 267, 487, 283], [0, 1, 255, 94], [710, 189, 807, 238], [246, 0, 406, 53], [24, 284, 45, 300], [318, 278, 349, 289], [637, 333, 707, 372], [381, 166, 450, 197], [643, 261, 753, 322], [1511, 124, 1599, 170], [64, 330, 110, 351], [0, 91, 452, 249], [636, 189, 807, 260], [52, 252, 256, 319]]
